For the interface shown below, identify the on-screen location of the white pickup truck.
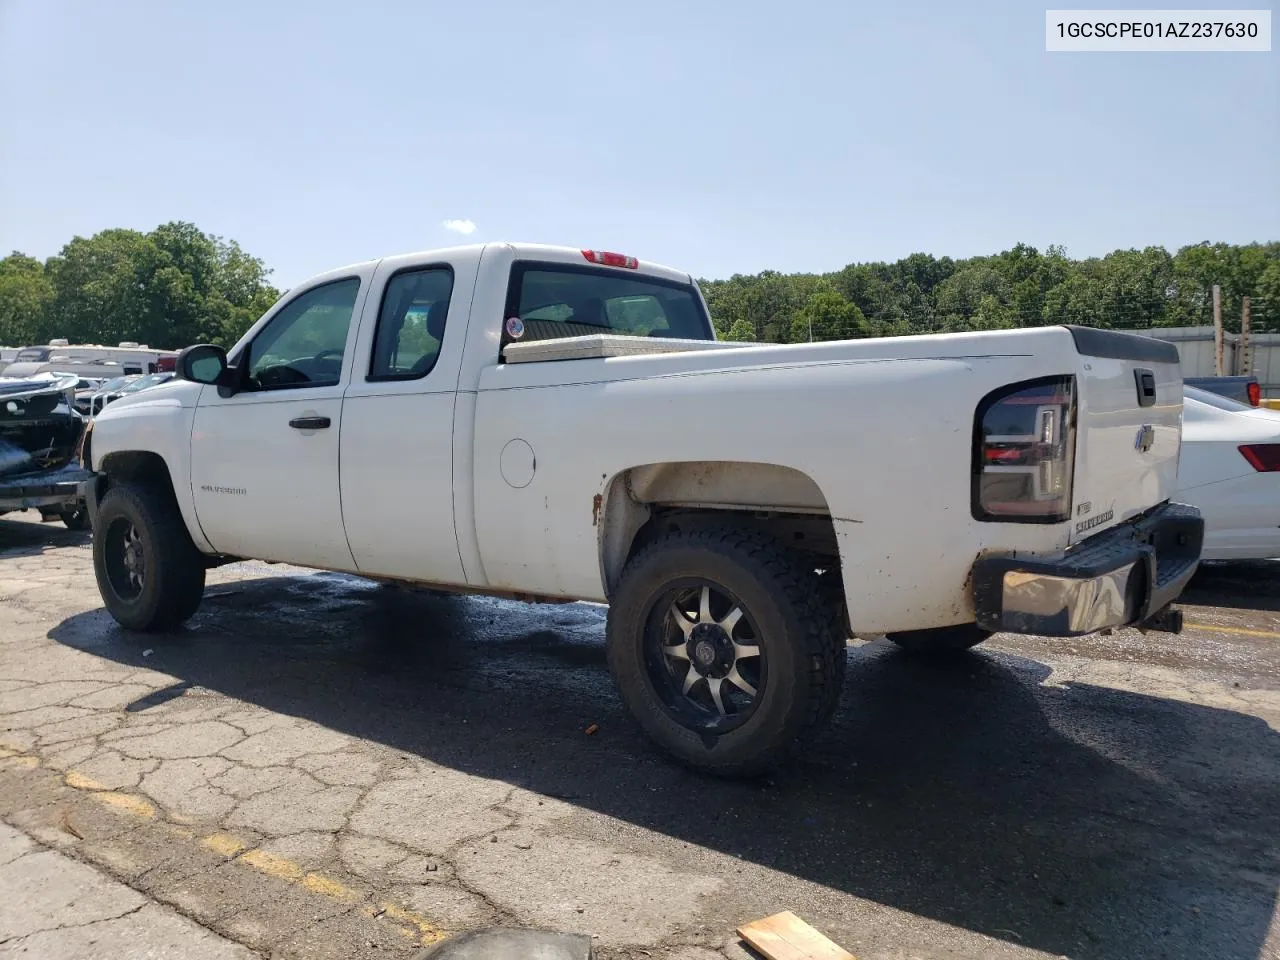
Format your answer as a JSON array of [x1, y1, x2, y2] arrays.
[[78, 242, 1204, 775]]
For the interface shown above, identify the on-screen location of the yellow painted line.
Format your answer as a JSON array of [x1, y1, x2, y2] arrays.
[[7, 747, 453, 947], [302, 871, 360, 901], [238, 848, 304, 882], [1185, 621, 1280, 640], [65, 770, 109, 791], [374, 903, 450, 945], [200, 833, 247, 858], [98, 792, 158, 819]]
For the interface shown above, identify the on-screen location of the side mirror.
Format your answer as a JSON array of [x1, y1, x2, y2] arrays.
[[177, 344, 229, 386]]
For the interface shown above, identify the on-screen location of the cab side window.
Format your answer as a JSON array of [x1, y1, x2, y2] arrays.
[[368, 267, 454, 381], [245, 278, 361, 390]]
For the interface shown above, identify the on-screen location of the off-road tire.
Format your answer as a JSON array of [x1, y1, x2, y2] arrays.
[[815, 567, 850, 644], [93, 482, 206, 632], [885, 624, 991, 655], [606, 527, 847, 778]]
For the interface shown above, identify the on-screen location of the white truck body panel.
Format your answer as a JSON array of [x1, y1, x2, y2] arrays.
[[83, 380, 213, 553], [338, 251, 480, 584], [87, 241, 1193, 635], [185, 260, 379, 571], [1067, 352, 1182, 544], [471, 328, 1114, 630]]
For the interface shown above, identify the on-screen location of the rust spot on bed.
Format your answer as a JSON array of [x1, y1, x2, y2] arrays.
[[592, 492, 603, 526]]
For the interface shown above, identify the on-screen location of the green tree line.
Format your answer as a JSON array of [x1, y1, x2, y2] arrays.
[[701, 241, 1280, 343], [2, 224, 1277, 351], [0, 222, 281, 350]]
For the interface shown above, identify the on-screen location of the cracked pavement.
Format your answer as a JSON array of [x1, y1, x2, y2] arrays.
[[0, 820, 254, 958], [2, 514, 1280, 959]]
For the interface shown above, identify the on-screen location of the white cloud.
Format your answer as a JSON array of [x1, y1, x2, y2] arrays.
[[442, 218, 477, 235]]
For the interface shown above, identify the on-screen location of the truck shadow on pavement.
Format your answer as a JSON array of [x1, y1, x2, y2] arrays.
[[49, 571, 1280, 960], [0, 515, 89, 558]]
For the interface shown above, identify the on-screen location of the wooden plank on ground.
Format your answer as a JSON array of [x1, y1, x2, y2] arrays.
[[736, 910, 855, 960]]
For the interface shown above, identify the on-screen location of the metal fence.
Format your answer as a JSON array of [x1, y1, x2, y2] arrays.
[[1127, 325, 1280, 397]]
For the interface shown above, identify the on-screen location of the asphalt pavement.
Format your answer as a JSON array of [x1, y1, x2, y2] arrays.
[[1, 513, 1277, 960]]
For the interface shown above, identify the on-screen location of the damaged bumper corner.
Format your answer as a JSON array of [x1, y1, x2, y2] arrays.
[[971, 501, 1205, 637]]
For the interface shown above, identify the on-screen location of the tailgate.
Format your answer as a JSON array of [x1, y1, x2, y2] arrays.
[[1066, 327, 1183, 545]]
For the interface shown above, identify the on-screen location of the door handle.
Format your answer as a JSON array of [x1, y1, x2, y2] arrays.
[[289, 416, 331, 430]]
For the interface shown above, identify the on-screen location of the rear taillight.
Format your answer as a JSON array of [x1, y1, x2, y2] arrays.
[[973, 376, 1077, 523], [582, 250, 638, 269], [1249, 381, 1261, 406], [1239, 444, 1280, 472]]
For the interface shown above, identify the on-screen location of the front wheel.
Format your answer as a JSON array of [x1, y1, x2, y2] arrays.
[[92, 483, 206, 632], [606, 528, 846, 777]]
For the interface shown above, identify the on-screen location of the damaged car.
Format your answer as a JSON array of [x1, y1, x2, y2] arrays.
[[0, 372, 94, 530]]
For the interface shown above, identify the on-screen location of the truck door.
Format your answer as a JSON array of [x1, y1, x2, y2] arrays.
[[189, 269, 372, 569], [338, 254, 475, 585]]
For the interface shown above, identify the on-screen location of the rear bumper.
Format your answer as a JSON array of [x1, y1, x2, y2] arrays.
[[972, 501, 1204, 637]]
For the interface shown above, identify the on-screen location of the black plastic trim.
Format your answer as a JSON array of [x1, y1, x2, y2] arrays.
[[288, 416, 331, 430], [1134, 368, 1157, 407], [78, 475, 105, 527], [1064, 325, 1179, 364]]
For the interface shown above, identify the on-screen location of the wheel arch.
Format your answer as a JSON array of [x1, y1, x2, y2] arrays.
[[597, 460, 843, 599], [98, 450, 214, 554]]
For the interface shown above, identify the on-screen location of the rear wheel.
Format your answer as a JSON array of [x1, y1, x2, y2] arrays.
[[606, 528, 846, 777], [885, 624, 990, 655], [92, 483, 206, 631]]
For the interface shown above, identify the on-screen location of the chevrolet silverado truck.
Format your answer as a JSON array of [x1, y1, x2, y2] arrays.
[[78, 242, 1205, 775]]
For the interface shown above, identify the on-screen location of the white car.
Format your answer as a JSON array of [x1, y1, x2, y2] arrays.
[[78, 241, 1204, 775], [1178, 385, 1280, 560]]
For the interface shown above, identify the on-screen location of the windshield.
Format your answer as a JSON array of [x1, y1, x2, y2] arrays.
[[502, 262, 713, 349], [1184, 384, 1255, 412]]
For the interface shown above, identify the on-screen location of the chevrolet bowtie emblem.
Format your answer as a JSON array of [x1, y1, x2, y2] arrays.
[[1135, 424, 1155, 453]]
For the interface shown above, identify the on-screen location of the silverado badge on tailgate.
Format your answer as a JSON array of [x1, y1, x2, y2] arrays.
[[1135, 424, 1155, 453]]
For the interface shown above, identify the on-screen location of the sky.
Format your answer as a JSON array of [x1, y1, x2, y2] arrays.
[[0, 0, 1276, 289]]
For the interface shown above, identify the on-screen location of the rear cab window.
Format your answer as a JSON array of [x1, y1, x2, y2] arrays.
[[500, 261, 713, 357]]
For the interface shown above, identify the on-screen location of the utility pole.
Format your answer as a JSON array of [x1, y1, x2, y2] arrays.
[[1241, 296, 1252, 376], [1213, 284, 1223, 376]]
